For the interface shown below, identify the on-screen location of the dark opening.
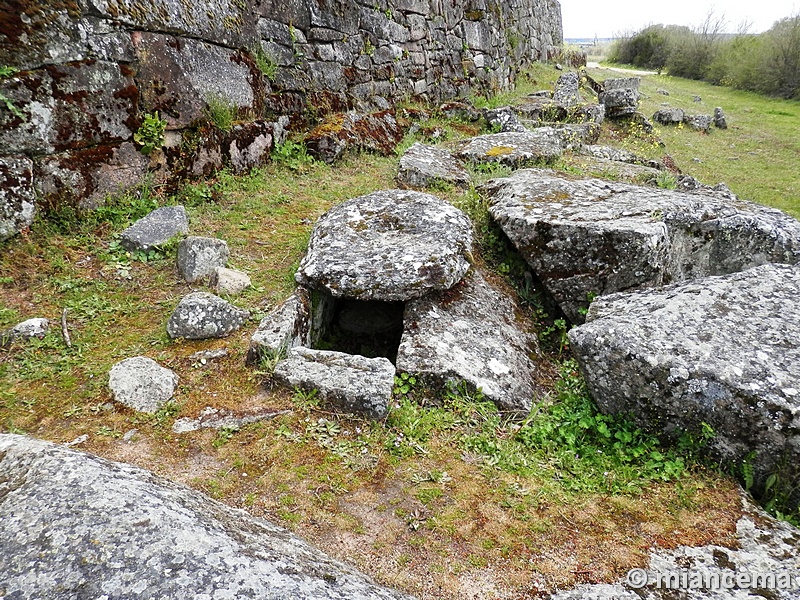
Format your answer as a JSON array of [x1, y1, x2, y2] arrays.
[[312, 293, 405, 363]]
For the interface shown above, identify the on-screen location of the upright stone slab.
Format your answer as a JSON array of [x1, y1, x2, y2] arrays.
[[396, 271, 540, 414], [485, 170, 800, 322], [296, 189, 473, 301], [552, 71, 581, 107], [0, 434, 413, 599], [569, 264, 800, 507], [247, 288, 312, 364], [120, 205, 189, 252], [396, 143, 471, 190], [273, 348, 395, 420], [177, 236, 230, 283]]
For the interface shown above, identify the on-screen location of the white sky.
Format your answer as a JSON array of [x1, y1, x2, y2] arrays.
[[560, 0, 798, 39]]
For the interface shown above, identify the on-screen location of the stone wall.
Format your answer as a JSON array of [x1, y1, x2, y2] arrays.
[[0, 0, 563, 241]]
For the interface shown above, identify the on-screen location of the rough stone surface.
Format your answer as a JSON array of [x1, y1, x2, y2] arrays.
[[569, 264, 800, 505], [484, 106, 527, 133], [513, 97, 569, 122], [563, 155, 661, 183], [684, 114, 713, 132], [599, 77, 640, 118], [108, 356, 179, 414], [485, 170, 800, 322], [0, 434, 414, 599], [1, 318, 49, 345], [397, 270, 540, 414], [177, 236, 230, 283], [167, 292, 250, 340], [652, 107, 685, 125], [0, 156, 36, 242], [396, 143, 471, 189], [120, 206, 189, 252], [248, 288, 312, 363], [172, 406, 292, 434], [273, 348, 395, 419], [552, 71, 581, 107], [457, 129, 564, 167], [714, 106, 728, 129], [296, 190, 473, 301], [212, 267, 252, 296], [551, 495, 800, 599], [305, 111, 406, 164]]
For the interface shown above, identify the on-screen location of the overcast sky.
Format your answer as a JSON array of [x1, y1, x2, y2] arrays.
[[560, 0, 798, 39]]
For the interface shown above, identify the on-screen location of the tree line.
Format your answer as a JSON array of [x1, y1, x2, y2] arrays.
[[607, 13, 800, 100]]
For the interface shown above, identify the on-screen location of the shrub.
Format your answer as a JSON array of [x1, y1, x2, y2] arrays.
[[133, 111, 167, 155]]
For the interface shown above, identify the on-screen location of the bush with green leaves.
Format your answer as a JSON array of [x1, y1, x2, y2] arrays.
[[133, 112, 167, 155], [205, 95, 237, 132]]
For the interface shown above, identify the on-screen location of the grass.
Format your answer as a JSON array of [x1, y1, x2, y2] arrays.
[[2, 61, 798, 597]]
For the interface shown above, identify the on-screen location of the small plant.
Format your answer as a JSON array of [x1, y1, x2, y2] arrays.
[[252, 45, 278, 81], [292, 387, 320, 410], [270, 140, 315, 172], [393, 372, 417, 397], [133, 111, 167, 155], [205, 95, 237, 132], [213, 426, 239, 448], [655, 170, 678, 189], [0, 65, 24, 120]]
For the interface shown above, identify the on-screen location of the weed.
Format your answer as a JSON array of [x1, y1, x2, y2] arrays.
[[133, 112, 167, 155], [655, 170, 678, 189], [0, 65, 24, 120], [393, 372, 417, 397], [205, 95, 237, 132], [271, 140, 315, 173], [252, 45, 278, 81], [213, 426, 239, 448], [292, 387, 320, 410]]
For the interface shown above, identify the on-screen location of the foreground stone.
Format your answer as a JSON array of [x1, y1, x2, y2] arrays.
[[108, 356, 179, 413], [0, 434, 413, 599], [305, 110, 405, 164], [120, 205, 189, 252], [396, 271, 539, 414], [248, 288, 312, 364], [296, 190, 473, 301], [167, 292, 249, 340], [274, 348, 394, 420], [176, 236, 230, 283], [457, 129, 564, 167], [569, 264, 800, 505], [551, 495, 800, 600], [486, 170, 800, 322], [396, 143, 471, 190], [1, 317, 49, 345]]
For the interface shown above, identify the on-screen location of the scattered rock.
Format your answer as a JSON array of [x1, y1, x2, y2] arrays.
[[581, 145, 662, 170], [599, 77, 640, 118], [693, 95, 702, 102], [551, 494, 800, 599], [563, 155, 661, 183], [0, 434, 414, 599], [571, 103, 605, 124], [513, 97, 568, 122], [305, 110, 405, 164], [550, 122, 601, 146], [166, 292, 249, 340], [483, 106, 526, 133], [120, 205, 189, 252], [652, 107, 685, 125], [211, 266, 252, 296], [1, 317, 49, 345], [295, 189, 473, 302], [396, 143, 471, 190], [66, 434, 89, 447], [176, 236, 230, 283], [248, 288, 312, 364], [172, 406, 292, 434], [273, 348, 394, 420], [485, 169, 800, 322], [108, 356, 179, 414], [396, 270, 540, 415], [656, 88, 670, 96], [456, 129, 564, 167], [189, 348, 229, 364], [683, 114, 713, 132], [552, 71, 581, 107], [438, 101, 482, 122], [122, 429, 138, 441], [714, 106, 728, 129], [569, 263, 800, 507]]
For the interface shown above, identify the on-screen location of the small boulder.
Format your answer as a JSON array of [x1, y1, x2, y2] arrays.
[[569, 264, 800, 506], [1, 317, 49, 345], [652, 107, 685, 125], [683, 114, 713, 132], [714, 106, 728, 129], [273, 348, 394, 420], [212, 266, 251, 296], [296, 189, 473, 301], [172, 406, 291, 434], [599, 78, 640, 118], [396, 143, 471, 190], [247, 288, 312, 364], [457, 129, 564, 167], [571, 103, 605, 124], [167, 292, 249, 340], [552, 71, 581, 107], [108, 356, 179, 413], [438, 101, 482, 122], [176, 236, 230, 283], [483, 106, 526, 133], [656, 88, 670, 96], [305, 110, 405, 164], [396, 270, 540, 415], [120, 205, 189, 252], [514, 97, 568, 122]]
